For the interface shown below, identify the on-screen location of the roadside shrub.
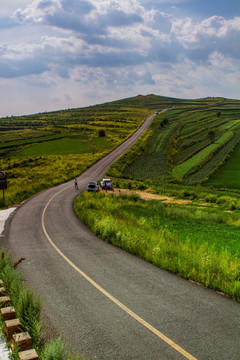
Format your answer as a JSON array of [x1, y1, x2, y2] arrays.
[[205, 195, 217, 203], [17, 289, 42, 351], [1, 264, 22, 304], [98, 129, 106, 137], [230, 202, 237, 211], [41, 337, 66, 360], [0, 251, 12, 274], [190, 192, 198, 200], [127, 192, 141, 202], [183, 190, 191, 197]]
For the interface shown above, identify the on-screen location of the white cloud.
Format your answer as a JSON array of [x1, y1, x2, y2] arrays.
[[13, 0, 61, 23], [171, 16, 240, 52], [0, 0, 239, 116]]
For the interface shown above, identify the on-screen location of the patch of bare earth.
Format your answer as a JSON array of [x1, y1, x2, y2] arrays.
[[102, 188, 232, 211], [112, 188, 192, 205]]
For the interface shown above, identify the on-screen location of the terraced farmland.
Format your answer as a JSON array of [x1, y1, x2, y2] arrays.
[[108, 98, 240, 188], [1, 95, 240, 209]]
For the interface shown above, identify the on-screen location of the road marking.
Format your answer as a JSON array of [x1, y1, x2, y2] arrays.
[[41, 186, 198, 360]]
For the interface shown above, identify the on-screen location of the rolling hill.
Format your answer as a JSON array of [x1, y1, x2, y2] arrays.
[[107, 96, 240, 189], [1, 94, 240, 209]]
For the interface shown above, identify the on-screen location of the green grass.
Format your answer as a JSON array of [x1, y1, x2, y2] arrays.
[[206, 142, 240, 189], [107, 100, 240, 186], [112, 177, 240, 210], [0, 128, 53, 143], [122, 123, 179, 179], [20, 138, 92, 157], [185, 132, 240, 185], [0, 252, 42, 354], [74, 191, 240, 301], [220, 120, 240, 130], [0, 133, 71, 148], [172, 131, 233, 180], [172, 143, 219, 180]]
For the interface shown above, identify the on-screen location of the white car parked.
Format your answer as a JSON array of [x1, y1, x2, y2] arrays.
[[100, 178, 113, 190]]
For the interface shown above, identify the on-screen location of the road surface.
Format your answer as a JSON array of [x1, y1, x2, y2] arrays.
[[2, 112, 240, 360]]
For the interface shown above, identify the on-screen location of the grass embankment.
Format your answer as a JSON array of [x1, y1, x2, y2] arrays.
[[74, 190, 240, 302], [0, 251, 84, 360], [205, 141, 240, 189]]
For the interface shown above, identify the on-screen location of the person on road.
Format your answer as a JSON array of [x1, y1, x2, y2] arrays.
[[74, 178, 78, 190]]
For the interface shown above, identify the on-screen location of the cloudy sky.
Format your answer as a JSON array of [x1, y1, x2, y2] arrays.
[[1, 0, 240, 116]]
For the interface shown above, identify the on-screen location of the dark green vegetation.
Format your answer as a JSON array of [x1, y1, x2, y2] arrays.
[[74, 190, 240, 301], [107, 98, 240, 187], [206, 141, 240, 189], [0, 251, 84, 360]]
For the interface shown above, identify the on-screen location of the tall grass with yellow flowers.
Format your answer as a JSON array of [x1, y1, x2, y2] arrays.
[[74, 191, 240, 301]]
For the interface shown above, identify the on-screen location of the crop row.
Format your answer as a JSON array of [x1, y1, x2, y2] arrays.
[[174, 137, 212, 165], [179, 114, 216, 137], [121, 123, 180, 180], [178, 118, 228, 148], [184, 132, 240, 185], [178, 125, 216, 150], [172, 131, 233, 180], [107, 130, 152, 179], [220, 120, 240, 130]]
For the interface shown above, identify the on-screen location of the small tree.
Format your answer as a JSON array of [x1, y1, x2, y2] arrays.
[[98, 129, 106, 137], [208, 130, 215, 143]]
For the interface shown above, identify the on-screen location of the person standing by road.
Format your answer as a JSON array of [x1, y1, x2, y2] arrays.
[[74, 178, 78, 190]]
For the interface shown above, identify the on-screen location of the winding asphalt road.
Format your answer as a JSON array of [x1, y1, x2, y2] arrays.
[[2, 112, 240, 360]]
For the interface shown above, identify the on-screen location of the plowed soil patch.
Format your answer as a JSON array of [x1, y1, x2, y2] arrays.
[[113, 189, 192, 205]]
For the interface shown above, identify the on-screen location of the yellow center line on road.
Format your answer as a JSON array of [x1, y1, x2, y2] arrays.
[[41, 184, 198, 360]]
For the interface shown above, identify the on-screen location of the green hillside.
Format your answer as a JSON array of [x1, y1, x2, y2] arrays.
[[0, 97, 152, 207], [108, 98, 240, 189], [1, 94, 240, 208]]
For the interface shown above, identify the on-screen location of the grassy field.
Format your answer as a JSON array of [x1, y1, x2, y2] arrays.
[[20, 138, 93, 157], [205, 142, 240, 189], [107, 99, 240, 187], [172, 131, 233, 180], [74, 190, 240, 301]]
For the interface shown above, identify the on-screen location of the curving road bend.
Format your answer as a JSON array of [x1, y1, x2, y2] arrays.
[[2, 112, 240, 360]]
